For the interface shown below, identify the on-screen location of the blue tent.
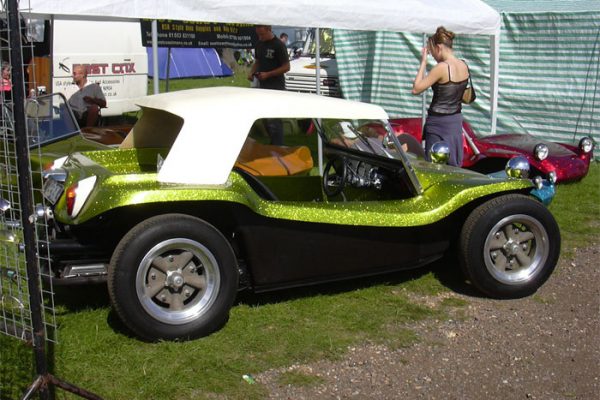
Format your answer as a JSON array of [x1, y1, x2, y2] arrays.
[[147, 47, 233, 79]]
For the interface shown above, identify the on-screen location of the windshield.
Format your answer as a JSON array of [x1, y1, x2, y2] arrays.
[[25, 93, 80, 145], [318, 118, 423, 197], [319, 118, 410, 161]]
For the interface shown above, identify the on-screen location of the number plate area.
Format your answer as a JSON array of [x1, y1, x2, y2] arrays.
[[42, 178, 64, 205]]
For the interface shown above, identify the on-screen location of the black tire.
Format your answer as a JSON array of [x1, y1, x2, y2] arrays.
[[107, 214, 238, 341], [459, 194, 560, 299]]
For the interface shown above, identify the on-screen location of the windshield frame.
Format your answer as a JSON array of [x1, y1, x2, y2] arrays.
[[315, 118, 423, 196], [25, 92, 82, 147]]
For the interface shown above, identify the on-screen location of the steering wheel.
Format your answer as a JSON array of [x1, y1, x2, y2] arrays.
[[322, 157, 347, 197]]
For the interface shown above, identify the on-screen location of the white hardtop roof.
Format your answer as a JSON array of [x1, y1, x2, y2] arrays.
[[128, 86, 389, 186]]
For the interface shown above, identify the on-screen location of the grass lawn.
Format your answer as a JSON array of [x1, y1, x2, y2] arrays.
[[548, 163, 600, 255], [147, 67, 252, 93], [1, 70, 598, 399]]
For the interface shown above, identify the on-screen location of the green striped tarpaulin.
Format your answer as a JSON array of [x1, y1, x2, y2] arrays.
[[334, 7, 600, 156]]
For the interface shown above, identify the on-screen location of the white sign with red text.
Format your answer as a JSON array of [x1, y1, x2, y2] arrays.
[[51, 19, 148, 117]]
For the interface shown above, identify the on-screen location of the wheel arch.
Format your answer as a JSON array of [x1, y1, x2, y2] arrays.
[[65, 200, 249, 252], [448, 188, 541, 235]]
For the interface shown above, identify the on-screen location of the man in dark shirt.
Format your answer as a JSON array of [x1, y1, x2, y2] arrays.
[[248, 25, 290, 145]]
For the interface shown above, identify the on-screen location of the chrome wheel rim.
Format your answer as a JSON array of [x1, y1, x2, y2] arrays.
[[483, 214, 549, 285], [135, 238, 220, 325]]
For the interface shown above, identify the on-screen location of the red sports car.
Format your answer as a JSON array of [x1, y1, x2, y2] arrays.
[[390, 118, 594, 183]]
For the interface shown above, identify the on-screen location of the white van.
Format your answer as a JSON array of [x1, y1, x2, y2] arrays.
[[26, 18, 148, 119], [285, 28, 341, 97]]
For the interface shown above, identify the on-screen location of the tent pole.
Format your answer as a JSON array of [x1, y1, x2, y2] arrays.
[[152, 19, 159, 94], [316, 28, 323, 175], [315, 28, 321, 96], [421, 33, 427, 130], [166, 47, 171, 92], [490, 32, 500, 135]]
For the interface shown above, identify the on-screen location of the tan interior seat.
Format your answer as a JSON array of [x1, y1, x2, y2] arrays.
[[234, 137, 313, 176]]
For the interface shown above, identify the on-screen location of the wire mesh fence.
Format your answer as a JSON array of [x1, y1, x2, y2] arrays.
[[0, 0, 58, 345], [2, 3, 106, 398]]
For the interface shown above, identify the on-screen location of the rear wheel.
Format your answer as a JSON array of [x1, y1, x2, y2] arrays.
[[460, 194, 560, 298], [108, 214, 238, 341]]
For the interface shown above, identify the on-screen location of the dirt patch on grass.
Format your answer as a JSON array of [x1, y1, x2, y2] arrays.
[[257, 240, 600, 399]]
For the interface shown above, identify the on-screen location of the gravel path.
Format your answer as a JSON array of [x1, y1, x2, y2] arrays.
[[257, 240, 600, 399]]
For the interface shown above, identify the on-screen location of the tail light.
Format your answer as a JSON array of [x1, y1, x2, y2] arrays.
[[65, 183, 77, 216], [65, 176, 97, 218]]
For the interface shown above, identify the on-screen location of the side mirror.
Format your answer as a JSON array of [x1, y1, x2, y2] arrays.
[[430, 142, 450, 164]]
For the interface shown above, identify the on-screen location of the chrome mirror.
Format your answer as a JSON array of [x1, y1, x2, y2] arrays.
[[430, 142, 450, 164], [505, 156, 530, 179]]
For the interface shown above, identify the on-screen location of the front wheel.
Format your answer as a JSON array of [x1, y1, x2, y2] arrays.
[[460, 194, 560, 298], [108, 214, 238, 341]]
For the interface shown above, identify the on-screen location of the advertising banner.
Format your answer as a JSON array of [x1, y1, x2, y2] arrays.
[[141, 20, 257, 49]]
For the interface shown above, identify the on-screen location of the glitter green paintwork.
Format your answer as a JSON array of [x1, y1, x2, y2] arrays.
[[0, 134, 107, 183], [37, 135, 109, 169], [54, 149, 534, 227]]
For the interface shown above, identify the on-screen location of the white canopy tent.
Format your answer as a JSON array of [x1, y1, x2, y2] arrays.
[[25, 0, 501, 133], [25, 1, 500, 33]]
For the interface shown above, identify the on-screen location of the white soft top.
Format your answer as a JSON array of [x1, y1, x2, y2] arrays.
[[123, 86, 389, 185]]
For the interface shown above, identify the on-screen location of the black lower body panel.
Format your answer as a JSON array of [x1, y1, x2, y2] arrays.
[[236, 216, 452, 291]]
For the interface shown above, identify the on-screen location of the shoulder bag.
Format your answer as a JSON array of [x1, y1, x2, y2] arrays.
[[462, 62, 476, 104]]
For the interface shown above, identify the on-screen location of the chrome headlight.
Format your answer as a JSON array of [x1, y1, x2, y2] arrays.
[[534, 143, 549, 161], [430, 142, 450, 164], [548, 170, 557, 184], [505, 156, 530, 179], [579, 137, 594, 154]]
